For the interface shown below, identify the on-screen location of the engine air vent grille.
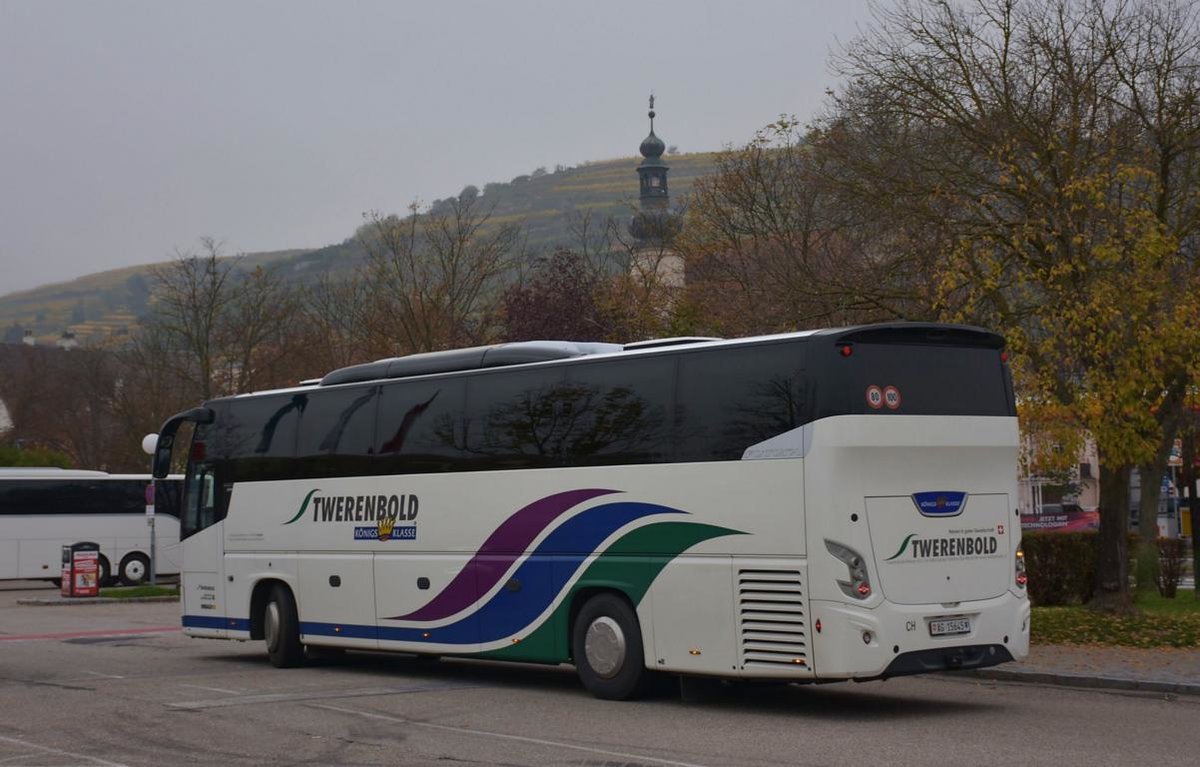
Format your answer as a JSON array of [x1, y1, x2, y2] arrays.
[[737, 567, 808, 669]]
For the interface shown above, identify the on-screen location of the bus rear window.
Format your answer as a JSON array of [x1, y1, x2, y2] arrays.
[[834, 342, 1014, 417]]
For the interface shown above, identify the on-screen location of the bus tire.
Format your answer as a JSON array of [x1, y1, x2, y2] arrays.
[[98, 555, 111, 587], [118, 553, 150, 586], [571, 593, 647, 700], [264, 584, 304, 668]]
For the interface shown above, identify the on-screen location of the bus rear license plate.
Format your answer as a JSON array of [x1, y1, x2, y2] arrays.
[[929, 618, 970, 636]]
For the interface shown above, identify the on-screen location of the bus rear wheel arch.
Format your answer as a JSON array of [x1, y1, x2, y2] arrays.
[[118, 553, 150, 586], [571, 592, 649, 700]]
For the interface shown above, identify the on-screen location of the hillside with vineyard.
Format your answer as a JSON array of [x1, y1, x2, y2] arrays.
[[0, 151, 720, 344]]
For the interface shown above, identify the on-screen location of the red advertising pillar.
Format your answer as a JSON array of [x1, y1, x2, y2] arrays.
[[61, 542, 101, 598]]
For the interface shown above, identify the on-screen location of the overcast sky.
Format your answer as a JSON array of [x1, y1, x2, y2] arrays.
[[0, 0, 873, 295]]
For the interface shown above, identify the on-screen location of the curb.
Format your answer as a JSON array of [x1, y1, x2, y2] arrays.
[[966, 667, 1200, 697], [17, 596, 180, 607]]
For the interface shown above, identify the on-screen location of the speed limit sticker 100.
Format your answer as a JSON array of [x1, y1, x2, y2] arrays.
[[883, 386, 902, 409]]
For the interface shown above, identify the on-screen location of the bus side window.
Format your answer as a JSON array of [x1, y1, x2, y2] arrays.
[[676, 341, 809, 462], [562, 356, 675, 466]]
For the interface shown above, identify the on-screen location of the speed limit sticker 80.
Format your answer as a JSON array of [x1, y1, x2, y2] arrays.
[[866, 385, 902, 410]]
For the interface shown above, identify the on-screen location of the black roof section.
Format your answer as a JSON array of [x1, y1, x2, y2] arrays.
[[318, 341, 622, 386], [815, 322, 1005, 349], [300, 322, 1003, 390]]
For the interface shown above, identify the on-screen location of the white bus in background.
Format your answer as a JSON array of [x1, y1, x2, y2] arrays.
[[0, 469, 183, 585], [151, 322, 1029, 699]]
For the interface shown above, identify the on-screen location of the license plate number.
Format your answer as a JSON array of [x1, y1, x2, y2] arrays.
[[929, 618, 970, 636]]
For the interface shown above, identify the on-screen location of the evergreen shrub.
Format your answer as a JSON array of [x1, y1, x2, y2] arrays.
[[1156, 537, 1186, 598], [1023, 532, 1096, 606]]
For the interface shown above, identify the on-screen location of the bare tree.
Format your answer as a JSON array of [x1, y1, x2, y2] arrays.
[[291, 272, 383, 375], [146, 237, 299, 400], [361, 196, 525, 353], [147, 238, 239, 400], [112, 321, 194, 467], [565, 209, 623, 275], [0, 345, 128, 469], [678, 118, 935, 336], [215, 264, 300, 393]]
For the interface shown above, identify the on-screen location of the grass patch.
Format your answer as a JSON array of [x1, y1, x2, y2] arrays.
[[1032, 589, 1200, 648], [1133, 589, 1200, 616], [98, 584, 179, 599]]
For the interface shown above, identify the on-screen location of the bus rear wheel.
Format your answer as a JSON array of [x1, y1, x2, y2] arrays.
[[571, 593, 648, 700], [118, 553, 149, 586], [263, 584, 304, 668]]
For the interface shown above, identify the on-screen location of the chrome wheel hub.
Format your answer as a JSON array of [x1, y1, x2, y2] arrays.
[[265, 601, 281, 653], [584, 616, 626, 678]]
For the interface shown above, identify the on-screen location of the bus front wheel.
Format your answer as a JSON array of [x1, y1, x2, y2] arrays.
[[263, 584, 304, 668], [571, 593, 648, 700]]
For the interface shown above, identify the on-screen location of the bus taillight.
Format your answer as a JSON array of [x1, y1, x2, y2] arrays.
[[825, 540, 873, 601], [1015, 545, 1027, 588]]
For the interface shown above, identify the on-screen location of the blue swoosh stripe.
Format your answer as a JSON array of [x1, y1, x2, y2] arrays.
[[183, 615, 250, 631], [299, 621, 378, 640], [376, 501, 683, 645]]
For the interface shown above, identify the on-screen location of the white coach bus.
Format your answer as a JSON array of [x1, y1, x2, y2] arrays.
[[0, 469, 183, 585], [150, 322, 1029, 699]]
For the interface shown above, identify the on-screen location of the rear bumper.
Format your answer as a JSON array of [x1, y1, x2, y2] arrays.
[[870, 644, 1013, 680], [810, 591, 1029, 680]]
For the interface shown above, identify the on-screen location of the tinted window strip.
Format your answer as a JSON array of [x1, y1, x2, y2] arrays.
[[199, 336, 1016, 483]]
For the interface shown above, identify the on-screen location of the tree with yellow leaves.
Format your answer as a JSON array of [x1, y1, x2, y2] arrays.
[[824, 0, 1200, 612]]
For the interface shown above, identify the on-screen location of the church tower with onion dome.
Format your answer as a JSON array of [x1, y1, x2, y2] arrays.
[[629, 95, 684, 288]]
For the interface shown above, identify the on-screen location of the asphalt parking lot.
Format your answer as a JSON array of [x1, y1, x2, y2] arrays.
[[1, 580, 1196, 767]]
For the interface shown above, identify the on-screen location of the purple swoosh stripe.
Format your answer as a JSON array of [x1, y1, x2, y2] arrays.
[[391, 488, 620, 621]]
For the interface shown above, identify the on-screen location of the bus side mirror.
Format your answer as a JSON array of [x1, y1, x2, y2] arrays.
[[152, 435, 174, 479]]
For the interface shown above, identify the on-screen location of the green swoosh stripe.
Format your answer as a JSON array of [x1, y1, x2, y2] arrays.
[[283, 489, 320, 525], [885, 533, 917, 561], [481, 521, 743, 662]]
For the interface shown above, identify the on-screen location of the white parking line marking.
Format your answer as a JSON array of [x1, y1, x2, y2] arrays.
[[0, 734, 129, 767], [83, 671, 125, 679], [178, 683, 243, 694], [59, 667, 266, 684], [168, 682, 473, 710], [312, 703, 711, 767], [0, 753, 39, 764]]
